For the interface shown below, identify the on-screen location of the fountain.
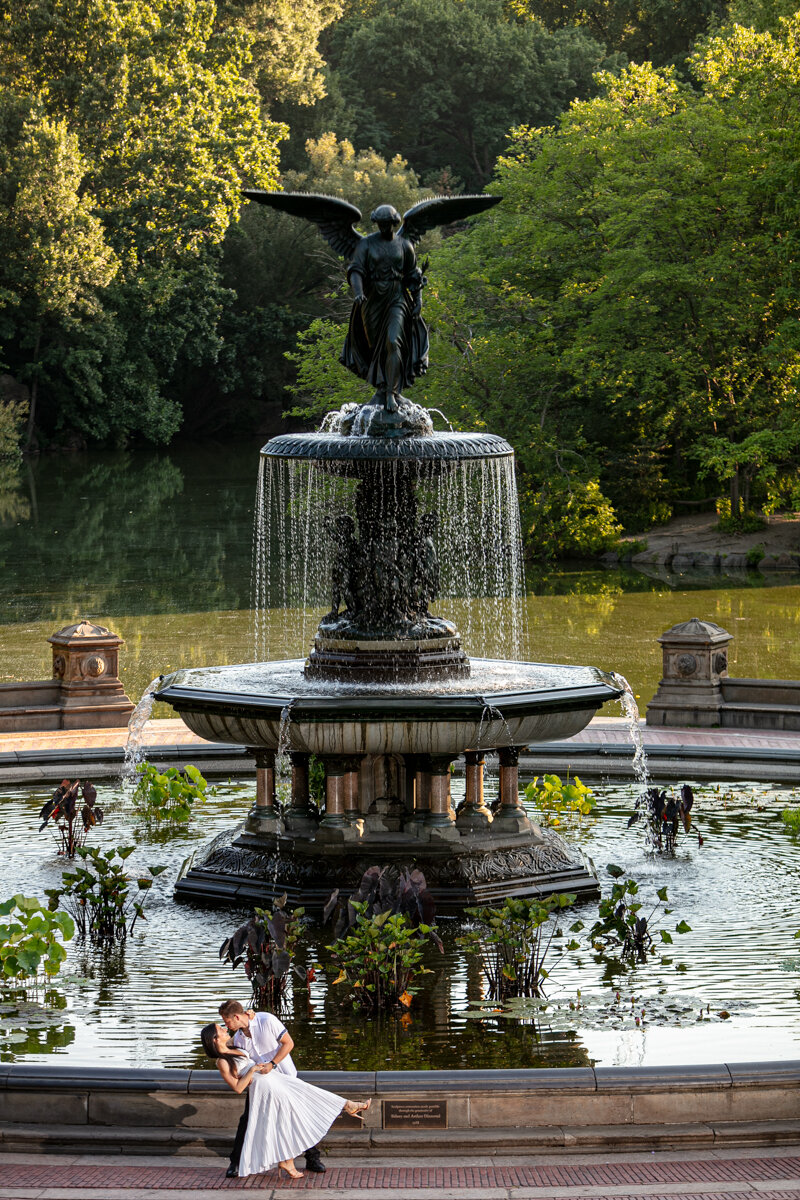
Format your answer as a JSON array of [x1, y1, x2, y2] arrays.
[[154, 189, 623, 911]]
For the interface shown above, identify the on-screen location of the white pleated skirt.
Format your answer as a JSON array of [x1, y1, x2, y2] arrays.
[[238, 1071, 347, 1176]]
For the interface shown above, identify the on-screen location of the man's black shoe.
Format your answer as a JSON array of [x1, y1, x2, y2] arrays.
[[304, 1151, 326, 1173], [225, 1164, 238, 1178]]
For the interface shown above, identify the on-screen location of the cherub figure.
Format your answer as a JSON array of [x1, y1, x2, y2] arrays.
[[242, 190, 500, 414]]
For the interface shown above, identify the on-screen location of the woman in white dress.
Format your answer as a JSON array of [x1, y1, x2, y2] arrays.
[[201, 1022, 371, 1178]]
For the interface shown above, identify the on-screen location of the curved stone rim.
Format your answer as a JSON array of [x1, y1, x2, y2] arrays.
[[261, 431, 514, 462], [155, 677, 622, 722]]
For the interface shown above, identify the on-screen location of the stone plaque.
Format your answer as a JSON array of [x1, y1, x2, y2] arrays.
[[382, 1100, 447, 1129]]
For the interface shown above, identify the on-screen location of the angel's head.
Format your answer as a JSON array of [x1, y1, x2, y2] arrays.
[[371, 204, 401, 237]]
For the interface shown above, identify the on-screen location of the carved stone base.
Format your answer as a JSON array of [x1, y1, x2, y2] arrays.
[[174, 824, 599, 912], [307, 632, 470, 682]]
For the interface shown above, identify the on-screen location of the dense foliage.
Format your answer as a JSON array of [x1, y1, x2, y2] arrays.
[[1, 0, 797, 555], [0, 894, 74, 987]]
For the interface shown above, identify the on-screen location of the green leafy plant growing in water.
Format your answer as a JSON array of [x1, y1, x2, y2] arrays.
[[458, 893, 578, 1000], [588, 865, 691, 965], [47, 847, 166, 944], [524, 774, 596, 830], [326, 903, 440, 1011], [0, 895, 75, 988], [133, 762, 212, 825], [324, 866, 442, 1010], [219, 895, 308, 1010]]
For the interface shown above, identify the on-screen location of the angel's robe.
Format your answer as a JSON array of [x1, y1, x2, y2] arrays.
[[340, 231, 429, 396]]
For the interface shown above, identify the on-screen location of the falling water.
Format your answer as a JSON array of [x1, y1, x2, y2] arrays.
[[611, 671, 651, 790], [122, 676, 162, 784], [250, 452, 526, 664]]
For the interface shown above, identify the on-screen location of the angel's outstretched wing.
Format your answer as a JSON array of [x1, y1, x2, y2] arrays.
[[242, 190, 363, 259], [399, 194, 501, 246]]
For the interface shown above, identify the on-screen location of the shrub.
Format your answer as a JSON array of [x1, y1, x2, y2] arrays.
[[48, 847, 166, 944], [0, 895, 74, 987], [132, 762, 212, 825], [458, 893, 578, 1000]]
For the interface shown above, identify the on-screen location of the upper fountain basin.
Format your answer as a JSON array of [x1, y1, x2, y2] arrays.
[[155, 658, 622, 756], [262, 431, 513, 463]]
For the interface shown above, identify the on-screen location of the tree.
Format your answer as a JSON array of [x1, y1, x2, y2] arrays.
[[509, 1, 727, 68], [377, 18, 800, 547], [0, 0, 284, 445], [216, 0, 344, 108], [0, 96, 117, 447], [327, 0, 611, 189]]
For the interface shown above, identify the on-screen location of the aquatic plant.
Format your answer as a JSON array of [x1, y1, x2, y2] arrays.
[[523, 773, 596, 830], [0, 895, 74, 987], [458, 893, 578, 1000], [219, 895, 306, 1010], [326, 903, 441, 1011], [324, 865, 435, 939], [628, 784, 700, 852], [48, 847, 166, 944], [38, 780, 103, 857], [781, 807, 800, 835], [587, 865, 691, 965], [132, 762, 212, 825]]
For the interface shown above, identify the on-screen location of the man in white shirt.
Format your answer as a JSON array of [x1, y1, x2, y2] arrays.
[[218, 999, 326, 1176]]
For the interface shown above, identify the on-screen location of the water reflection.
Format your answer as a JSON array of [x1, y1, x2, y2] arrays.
[[1, 444, 800, 706], [3, 778, 800, 1068]]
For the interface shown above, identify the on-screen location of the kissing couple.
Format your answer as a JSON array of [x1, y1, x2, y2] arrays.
[[202, 999, 371, 1179]]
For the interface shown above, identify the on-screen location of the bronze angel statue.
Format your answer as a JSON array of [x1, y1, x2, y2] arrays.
[[243, 191, 500, 417]]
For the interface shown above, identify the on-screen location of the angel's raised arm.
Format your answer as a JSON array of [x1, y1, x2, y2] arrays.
[[242, 190, 363, 260], [399, 194, 501, 246]]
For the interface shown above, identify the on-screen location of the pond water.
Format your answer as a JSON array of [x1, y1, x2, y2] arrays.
[[2, 776, 800, 1070], [2, 444, 800, 711]]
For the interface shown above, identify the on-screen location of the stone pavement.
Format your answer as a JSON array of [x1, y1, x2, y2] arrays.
[[2, 1146, 800, 1199]]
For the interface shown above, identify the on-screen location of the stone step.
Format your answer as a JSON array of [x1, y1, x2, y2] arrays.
[[3, 1119, 800, 1156]]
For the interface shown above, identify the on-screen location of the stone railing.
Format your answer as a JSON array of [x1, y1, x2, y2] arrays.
[[1, 1062, 798, 1155]]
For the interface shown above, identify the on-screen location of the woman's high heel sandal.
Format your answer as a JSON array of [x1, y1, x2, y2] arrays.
[[345, 1098, 372, 1123], [278, 1160, 304, 1179]]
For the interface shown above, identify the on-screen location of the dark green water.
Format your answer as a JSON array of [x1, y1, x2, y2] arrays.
[[2, 778, 800, 1068], [2, 443, 800, 708]]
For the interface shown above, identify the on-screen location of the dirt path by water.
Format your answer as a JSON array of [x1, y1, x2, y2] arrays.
[[609, 512, 800, 569]]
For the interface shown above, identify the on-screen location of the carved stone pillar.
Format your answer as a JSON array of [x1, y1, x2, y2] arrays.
[[424, 755, 457, 837], [320, 757, 347, 828], [285, 752, 317, 835], [456, 750, 492, 831], [249, 749, 283, 833], [491, 746, 532, 835], [343, 756, 364, 825]]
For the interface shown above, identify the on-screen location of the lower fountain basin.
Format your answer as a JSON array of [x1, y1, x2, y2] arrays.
[[155, 658, 622, 756]]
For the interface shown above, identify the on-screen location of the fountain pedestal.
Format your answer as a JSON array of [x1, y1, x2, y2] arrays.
[[157, 423, 622, 910]]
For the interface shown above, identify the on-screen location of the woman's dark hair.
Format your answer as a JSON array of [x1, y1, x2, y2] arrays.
[[201, 1022, 246, 1066]]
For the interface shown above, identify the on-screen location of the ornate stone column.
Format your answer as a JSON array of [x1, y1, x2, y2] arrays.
[[424, 755, 458, 839], [285, 751, 317, 835], [491, 746, 533, 835], [249, 749, 283, 833], [317, 756, 361, 842], [343, 755, 364, 825], [456, 750, 492, 832]]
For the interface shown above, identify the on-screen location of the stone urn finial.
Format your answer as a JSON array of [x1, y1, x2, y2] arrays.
[[646, 618, 732, 727]]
